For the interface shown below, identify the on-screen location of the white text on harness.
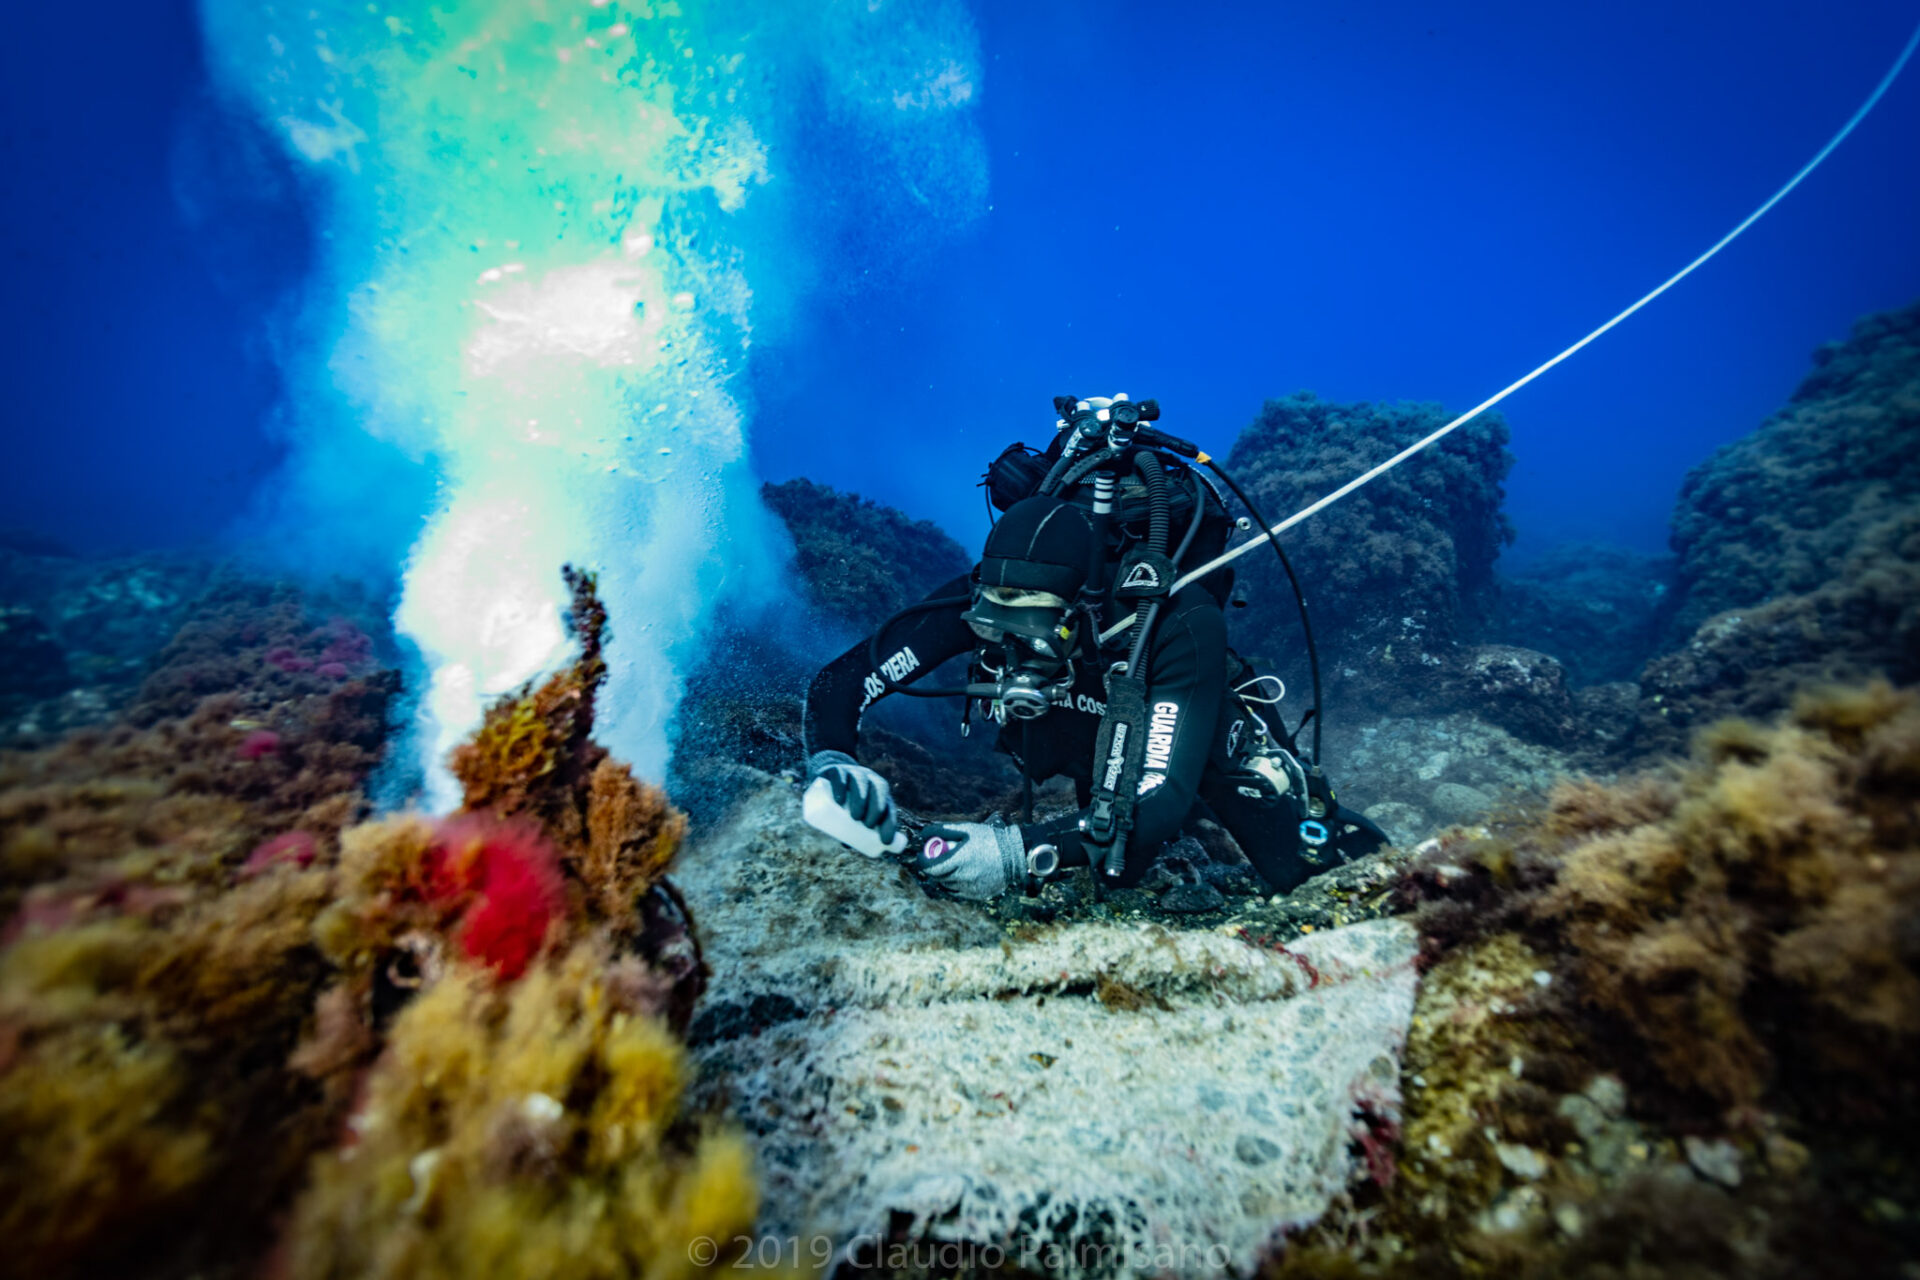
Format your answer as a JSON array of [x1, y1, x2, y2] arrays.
[[860, 646, 920, 709]]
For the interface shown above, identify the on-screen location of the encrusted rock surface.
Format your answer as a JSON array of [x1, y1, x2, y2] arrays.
[[0, 606, 72, 708], [0, 551, 220, 744], [1320, 709, 1580, 848], [1613, 300, 1920, 759], [1490, 544, 1673, 687], [677, 780, 1421, 1276], [0, 548, 213, 674], [1662, 300, 1920, 644], [1224, 392, 1514, 714], [1437, 645, 1581, 748]]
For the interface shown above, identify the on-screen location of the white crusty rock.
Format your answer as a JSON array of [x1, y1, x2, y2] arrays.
[[677, 781, 1421, 1277]]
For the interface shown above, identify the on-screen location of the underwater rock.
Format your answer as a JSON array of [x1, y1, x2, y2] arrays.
[[1427, 782, 1496, 827], [1158, 881, 1229, 913], [0, 606, 72, 707], [1436, 645, 1583, 749], [0, 566, 733, 1279], [1321, 708, 1579, 845], [1491, 544, 1674, 688], [0, 556, 386, 749], [1664, 300, 1920, 644], [1224, 392, 1514, 719], [1626, 542, 1920, 758], [678, 779, 1421, 1275], [1275, 683, 1920, 1278], [1571, 680, 1640, 744], [1625, 301, 1920, 757], [0, 578, 402, 1279], [0, 548, 214, 671], [1361, 802, 1429, 849], [761, 477, 973, 635]]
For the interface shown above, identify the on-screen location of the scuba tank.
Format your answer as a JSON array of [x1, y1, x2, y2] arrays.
[[871, 393, 1331, 884], [982, 415, 1235, 604]]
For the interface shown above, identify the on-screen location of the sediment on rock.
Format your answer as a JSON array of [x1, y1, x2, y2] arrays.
[[677, 781, 1421, 1277]]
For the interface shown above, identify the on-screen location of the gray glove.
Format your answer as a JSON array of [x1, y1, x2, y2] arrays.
[[807, 750, 899, 845], [914, 821, 1027, 901]]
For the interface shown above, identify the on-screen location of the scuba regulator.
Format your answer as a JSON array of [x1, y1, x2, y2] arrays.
[[864, 392, 1331, 885], [961, 587, 1079, 723]]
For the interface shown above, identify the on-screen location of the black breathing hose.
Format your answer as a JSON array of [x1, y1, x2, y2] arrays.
[[865, 594, 975, 699], [1199, 459, 1325, 766], [1043, 447, 1125, 498], [1124, 468, 1208, 677], [1134, 450, 1171, 555]]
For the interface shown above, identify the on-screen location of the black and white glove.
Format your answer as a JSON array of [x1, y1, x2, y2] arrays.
[[913, 821, 1028, 901], [806, 750, 899, 846]]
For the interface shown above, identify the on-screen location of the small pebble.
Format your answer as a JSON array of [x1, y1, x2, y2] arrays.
[[1684, 1135, 1743, 1188], [1531, 970, 1552, 987], [1495, 1142, 1548, 1181], [1765, 1134, 1810, 1177], [520, 1092, 564, 1123]]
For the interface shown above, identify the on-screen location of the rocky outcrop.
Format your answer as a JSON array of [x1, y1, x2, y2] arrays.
[[1436, 645, 1581, 748], [1664, 301, 1920, 644], [0, 548, 215, 678], [1492, 544, 1674, 687], [760, 477, 972, 633], [0, 607, 72, 709], [1322, 709, 1581, 849], [1616, 301, 1920, 758], [0, 552, 221, 745], [677, 780, 1420, 1275], [1626, 555, 1920, 759], [1224, 392, 1515, 724]]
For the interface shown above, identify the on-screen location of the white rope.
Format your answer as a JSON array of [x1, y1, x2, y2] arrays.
[[1100, 15, 1920, 647]]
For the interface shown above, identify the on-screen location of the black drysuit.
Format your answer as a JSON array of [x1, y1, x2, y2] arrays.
[[804, 577, 1336, 893]]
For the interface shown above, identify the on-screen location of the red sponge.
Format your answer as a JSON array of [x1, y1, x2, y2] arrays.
[[430, 815, 567, 980]]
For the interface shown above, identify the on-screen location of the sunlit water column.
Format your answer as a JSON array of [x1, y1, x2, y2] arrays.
[[197, 1, 789, 804], [198, 0, 986, 804]]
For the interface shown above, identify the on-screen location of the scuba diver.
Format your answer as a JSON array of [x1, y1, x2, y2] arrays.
[[802, 395, 1388, 901]]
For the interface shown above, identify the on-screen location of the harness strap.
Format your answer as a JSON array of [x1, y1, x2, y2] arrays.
[[1082, 666, 1150, 880]]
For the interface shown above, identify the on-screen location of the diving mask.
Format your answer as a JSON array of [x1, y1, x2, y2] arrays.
[[962, 587, 1075, 661]]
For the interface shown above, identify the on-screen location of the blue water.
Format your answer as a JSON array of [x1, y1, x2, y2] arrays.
[[2, 1, 1916, 599], [747, 1, 1920, 558]]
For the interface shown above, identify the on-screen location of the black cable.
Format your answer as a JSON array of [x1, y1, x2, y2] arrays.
[[1125, 601, 1161, 677], [1200, 459, 1324, 766]]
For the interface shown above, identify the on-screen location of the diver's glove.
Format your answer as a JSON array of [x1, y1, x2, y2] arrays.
[[805, 750, 900, 850], [913, 821, 1029, 901]]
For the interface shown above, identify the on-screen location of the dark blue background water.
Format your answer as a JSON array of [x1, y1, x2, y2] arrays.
[[6, 0, 1917, 562]]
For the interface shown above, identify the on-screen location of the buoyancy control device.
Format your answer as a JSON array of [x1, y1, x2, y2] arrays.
[[870, 393, 1333, 886]]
